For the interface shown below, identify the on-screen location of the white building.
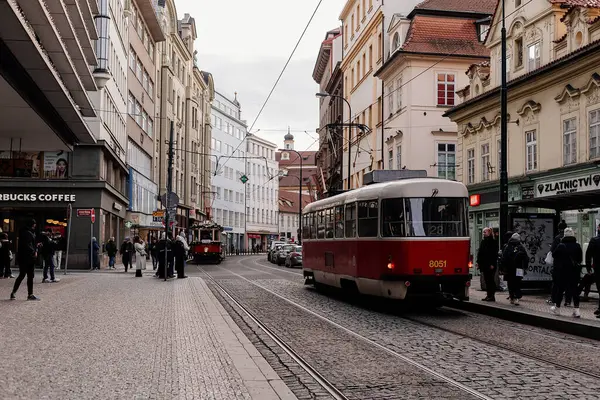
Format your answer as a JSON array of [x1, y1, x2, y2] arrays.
[[245, 134, 279, 251], [210, 91, 247, 252], [278, 190, 312, 243]]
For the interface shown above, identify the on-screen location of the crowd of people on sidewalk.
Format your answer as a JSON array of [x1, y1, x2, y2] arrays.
[[476, 221, 600, 319]]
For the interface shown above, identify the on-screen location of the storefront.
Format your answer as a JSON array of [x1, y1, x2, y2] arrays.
[[0, 184, 128, 268]]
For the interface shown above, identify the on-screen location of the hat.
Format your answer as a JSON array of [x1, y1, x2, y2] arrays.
[[511, 232, 521, 241], [558, 220, 567, 230], [563, 227, 575, 237]]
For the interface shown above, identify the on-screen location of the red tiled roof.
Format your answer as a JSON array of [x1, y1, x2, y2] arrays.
[[414, 0, 497, 14], [278, 168, 319, 188], [549, 0, 600, 7], [401, 15, 490, 57], [276, 150, 317, 166], [278, 190, 313, 214]]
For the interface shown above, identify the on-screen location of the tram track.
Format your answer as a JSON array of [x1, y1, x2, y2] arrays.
[[200, 260, 494, 400]]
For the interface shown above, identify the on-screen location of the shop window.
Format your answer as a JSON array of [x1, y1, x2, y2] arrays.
[[357, 200, 378, 237]]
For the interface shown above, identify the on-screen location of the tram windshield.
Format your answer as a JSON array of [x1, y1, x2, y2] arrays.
[[381, 197, 468, 237], [200, 230, 214, 241]]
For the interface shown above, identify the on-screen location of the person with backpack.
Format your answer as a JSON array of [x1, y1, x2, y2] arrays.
[[550, 228, 583, 317], [500, 232, 528, 305], [585, 223, 600, 318]]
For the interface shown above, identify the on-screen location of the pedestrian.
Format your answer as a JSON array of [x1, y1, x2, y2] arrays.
[[477, 227, 498, 302], [548, 220, 568, 305], [150, 237, 158, 270], [88, 237, 100, 270], [120, 237, 133, 272], [40, 229, 58, 283], [550, 228, 583, 317], [105, 237, 118, 269], [0, 233, 13, 279], [52, 233, 64, 270], [500, 232, 527, 305], [155, 234, 171, 279], [174, 235, 189, 279], [167, 233, 175, 278], [133, 236, 146, 278], [10, 219, 40, 301], [584, 223, 600, 318]]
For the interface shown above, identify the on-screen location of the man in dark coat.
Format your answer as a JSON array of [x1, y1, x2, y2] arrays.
[[11, 219, 40, 300], [105, 237, 118, 269], [155, 234, 173, 279], [584, 224, 600, 318], [40, 229, 57, 283], [500, 232, 528, 305], [477, 227, 498, 301], [120, 238, 134, 272], [551, 228, 582, 317], [173, 235, 189, 279]]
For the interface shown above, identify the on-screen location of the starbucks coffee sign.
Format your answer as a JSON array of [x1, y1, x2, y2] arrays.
[[536, 173, 600, 198], [0, 193, 76, 202]]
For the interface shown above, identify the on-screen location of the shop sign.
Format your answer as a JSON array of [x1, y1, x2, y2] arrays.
[[522, 185, 535, 200], [469, 194, 481, 207], [0, 193, 76, 202], [536, 173, 600, 198]]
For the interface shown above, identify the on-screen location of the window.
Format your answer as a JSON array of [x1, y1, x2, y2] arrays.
[[388, 149, 393, 169], [479, 24, 490, 42], [481, 143, 490, 181], [136, 58, 142, 81], [143, 71, 148, 92], [369, 45, 373, 69], [134, 101, 141, 125], [317, 210, 325, 239], [381, 198, 405, 237], [362, 53, 366, 75], [404, 198, 468, 237], [526, 130, 537, 171], [590, 109, 600, 159], [334, 206, 344, 238], [392, 32, 401, 50], [563, 118, 577, 165], [467, 148, 475, 184], [142, 111, 147, 132], [357, 200, 378, 237], [436, 73, 455, 106], [528, 42, 540, 71], [128, 92, 135, 115], [309, 213, 317, 239], [325, 209, 334, 238], [396, 145, 402, 169], [437, 143, 456, 180], [345, 203, 356, 238], [129, 48, 136, 70], [388, 82, 394, 115], [516, 0, 522, 6], [148, 118, 153, 137], [515, 37, 523, 68], [357, 61, 361, 80], [396, 77, 402, 110]]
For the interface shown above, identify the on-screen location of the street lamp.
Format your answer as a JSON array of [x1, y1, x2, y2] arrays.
[[316, 92, 352, 190], [279, 149, 304, 244], [500, 0, 509, 246]]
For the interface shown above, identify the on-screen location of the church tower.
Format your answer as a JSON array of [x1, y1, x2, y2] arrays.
[[284, 127, 294, 150]]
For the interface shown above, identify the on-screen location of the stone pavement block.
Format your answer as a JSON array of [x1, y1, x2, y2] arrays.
[[244, 380, 282, 400], [269, 379, 298, 400]]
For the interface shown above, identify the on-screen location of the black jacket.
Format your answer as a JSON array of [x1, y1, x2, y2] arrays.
[[500, 238, 528, 279], [552, 236, 582, 280], [17, 227, 37, 265], [105, 240, 118, 257], [585, 234, 600, 271], [39, 233, 55, 257], [477, 236, 498, 271], [120, 241, 134, 256], [550, 231, 565, 253], [0, 239, 11, 268]]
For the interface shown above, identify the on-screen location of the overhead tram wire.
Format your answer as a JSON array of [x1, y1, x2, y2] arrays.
[[216, 0, 325, 173]]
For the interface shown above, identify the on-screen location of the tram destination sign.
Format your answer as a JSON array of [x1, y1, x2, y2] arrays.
[[0, 193, 76, 202], [536, 173, 600, 198]]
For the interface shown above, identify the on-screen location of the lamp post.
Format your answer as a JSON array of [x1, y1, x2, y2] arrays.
[[500, 0, 509, 245], [316, 92, 352, 190], [280, 149, 303, 244]]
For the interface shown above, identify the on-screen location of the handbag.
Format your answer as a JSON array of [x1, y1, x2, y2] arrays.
[[544, 251, 553, 266]]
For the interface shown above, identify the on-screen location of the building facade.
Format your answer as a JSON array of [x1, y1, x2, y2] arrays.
[[125, 0, 165, 239], [210, 91, 247, 252], [276, 134, 319, 198], [373, 1, 494, 179], [444, 1, 600, 254], [278, 190, 312, 243], [314, 28, 344, 197], [339, 0, 421, 189], [245, 134, 279, 251]]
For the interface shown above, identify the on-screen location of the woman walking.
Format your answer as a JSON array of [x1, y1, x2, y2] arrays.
[[133, 236, 146, 278], [550, 228, 583, 317], [500, 232, 528, 305]]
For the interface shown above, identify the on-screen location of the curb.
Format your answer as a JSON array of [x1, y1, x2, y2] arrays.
[[446, 300, 600, 341]]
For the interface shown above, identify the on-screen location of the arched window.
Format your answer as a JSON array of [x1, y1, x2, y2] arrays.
[[392, 32, 401, 50]]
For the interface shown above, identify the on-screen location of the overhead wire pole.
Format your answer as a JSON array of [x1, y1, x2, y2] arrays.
[[164, 121, 174, 282], [500, 0, 509, 245]]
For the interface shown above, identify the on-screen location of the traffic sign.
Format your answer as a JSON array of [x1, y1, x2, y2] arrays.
[[160, 191, 179, 207], [240, 175, 249, 184], [77, 209, 93, 217], [91, 209, 96, 224]]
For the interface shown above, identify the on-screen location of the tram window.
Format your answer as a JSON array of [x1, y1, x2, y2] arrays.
[[345, 203, 356, 238], [310, 213, 317, 239], [358, 200, 379, 237], [302, 215, 310, 239], [404, 197, 468, 237], [325, 208, 334, 238], [334, 206, 345, 238], [381, 198, 406, 237], [317, 210, 325, 239]]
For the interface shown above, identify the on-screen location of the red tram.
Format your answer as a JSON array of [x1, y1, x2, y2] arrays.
[[190, 221, 224, 264], [301, 178, 471, 301]]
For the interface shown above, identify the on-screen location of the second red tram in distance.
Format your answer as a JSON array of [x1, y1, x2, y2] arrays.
[[302, 178, 471, 301]]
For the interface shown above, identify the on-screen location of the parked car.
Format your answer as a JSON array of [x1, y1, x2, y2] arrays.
[[285, 246, 302, 268], [267, 241, 285, 262], [269, 245, 284, 263], [275, 244, 295, 265]]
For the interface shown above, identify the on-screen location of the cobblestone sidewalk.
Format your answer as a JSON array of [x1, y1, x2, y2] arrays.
[[0, 273, 295, 400]]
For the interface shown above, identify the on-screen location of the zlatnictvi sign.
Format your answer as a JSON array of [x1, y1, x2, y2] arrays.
[[536, 173, 600, 198], [0, 194, 76, 202]]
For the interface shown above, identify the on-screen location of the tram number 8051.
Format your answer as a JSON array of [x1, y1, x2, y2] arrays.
[[428, 260, 447, 268]]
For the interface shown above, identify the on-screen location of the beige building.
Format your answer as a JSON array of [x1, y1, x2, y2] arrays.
[[154, 2, 214, 233], [374, 1, 494, 179], [445, 1, 600, 250]]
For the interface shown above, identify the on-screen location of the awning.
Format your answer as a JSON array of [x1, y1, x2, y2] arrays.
[[510, 189, 600, 211]]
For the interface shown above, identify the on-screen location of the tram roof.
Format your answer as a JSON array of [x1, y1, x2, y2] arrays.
[[303, 178, 468, 213]]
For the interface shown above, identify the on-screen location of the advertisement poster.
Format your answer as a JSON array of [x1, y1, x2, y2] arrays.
[[12, 152, 41, 178], [43, 151, 68, 179], [511, 214, 555, 282]]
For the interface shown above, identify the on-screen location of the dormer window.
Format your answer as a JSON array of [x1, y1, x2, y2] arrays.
[[392, 32, 401, 50], [478, 24, 489, 42]]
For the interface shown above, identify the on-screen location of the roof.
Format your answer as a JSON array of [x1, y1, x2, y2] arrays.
[[278, 190, 313, 214], [400, 15, 490, 57], [278, 168, 319, 188], [409, 0, 497, 17], [276, 151, 317, 166], [312, 28, 342, 83], [549, 0, 600, 7]]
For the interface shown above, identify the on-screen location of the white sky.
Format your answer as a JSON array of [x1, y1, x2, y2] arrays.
[[177, 0, 347, 151]]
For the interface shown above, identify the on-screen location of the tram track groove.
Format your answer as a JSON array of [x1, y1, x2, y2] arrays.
[[201, 261, 494, 400]]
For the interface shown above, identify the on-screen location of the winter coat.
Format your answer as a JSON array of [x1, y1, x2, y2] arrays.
[[155, 239, 173, 266], [500, 238, 528, 280], [477, 236, 498, 272], [17, 227, 37, 266], [105, 240, 118, 257], [39, 234, 55, 257], [552, 236, 582, 282], [585, 234, 600, 271], [134, 242, 147, 271], [550, 231, 565, 253], [0, 239, 11, 269], [173, 240, 186, 269], [120, 241, 134, 258], [88, 240, 100, 256]]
